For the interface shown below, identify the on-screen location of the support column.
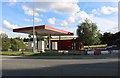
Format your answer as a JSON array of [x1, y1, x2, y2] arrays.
[[48, 34, 51, 50], [59, 36, 61, 40]]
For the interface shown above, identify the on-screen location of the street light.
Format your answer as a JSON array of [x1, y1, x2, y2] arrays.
[[32, 2, 37, 52]]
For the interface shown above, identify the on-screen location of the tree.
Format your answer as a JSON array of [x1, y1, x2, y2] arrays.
[[37, 35, 44, 41], [28, 34, 33, 41], [10, 37, 26, 51], [77, 19, 101, 45], [115, 39, 120, 48], [101, 32, 114, 45], [100, 31, 120, 47], [114, 31, 120, 48], [23, 38, 29, 42], [0, 33, 11, 51]]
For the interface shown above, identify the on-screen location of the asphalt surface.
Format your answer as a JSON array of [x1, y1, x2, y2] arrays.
[[1, 55, 119, 76]]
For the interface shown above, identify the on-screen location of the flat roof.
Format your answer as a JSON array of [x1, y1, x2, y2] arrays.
[[13, 25, 74, 36]]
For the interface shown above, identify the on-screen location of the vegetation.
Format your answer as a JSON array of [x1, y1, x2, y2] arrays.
[[0, 33, 11, 51], [100, 32, 113, 45], [0, 51, 82, 56], [76, 19, 120, 49], [77, 19, 101, 45], [23, 34, 44, 42], [10, 37, 26, 51], [0, 51, 39, 56], [100, 31, 120, 48], [0, 33, 26, 51]]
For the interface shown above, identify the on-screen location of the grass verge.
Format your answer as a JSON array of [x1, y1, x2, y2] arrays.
[[0, 51, 40, 56], [0, 51, 82, 56]]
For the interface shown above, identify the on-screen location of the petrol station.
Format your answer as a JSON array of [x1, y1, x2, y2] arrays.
[[13, 25, 81, 52]]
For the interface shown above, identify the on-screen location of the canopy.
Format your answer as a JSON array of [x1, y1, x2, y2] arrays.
[[13, 25, 73, 36]]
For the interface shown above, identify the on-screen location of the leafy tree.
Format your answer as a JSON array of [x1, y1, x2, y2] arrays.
[[100, 31, 120, 47], [28, 34, 33, 41], [10, 38, 18, 51], [10, 37, 26, 51], [23, 38, 29, 42], [0, 33, 11, 51], [77, 19, 101, 45], [27, 34, 44, 42], [16, 37, 26, 50], [115, 39, 120, 48], [101, 32, 114, 45], [114, 32, 120, 48], [36, 35, 44, 41]]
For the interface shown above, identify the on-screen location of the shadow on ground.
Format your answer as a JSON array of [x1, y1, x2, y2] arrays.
[[2, 61, 119, 76]]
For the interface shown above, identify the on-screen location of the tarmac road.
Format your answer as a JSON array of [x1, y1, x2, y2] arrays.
[[1, 55, 119, 76]]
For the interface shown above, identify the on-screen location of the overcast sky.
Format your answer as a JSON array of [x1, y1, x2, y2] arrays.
[[1, 0, 119, 38]]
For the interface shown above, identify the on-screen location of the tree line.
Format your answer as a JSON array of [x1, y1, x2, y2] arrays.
[[0, 33, 45, 51], [0, 33, 26, 51]]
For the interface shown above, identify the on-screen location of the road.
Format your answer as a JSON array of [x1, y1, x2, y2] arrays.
[[1, 55, 119, 76]]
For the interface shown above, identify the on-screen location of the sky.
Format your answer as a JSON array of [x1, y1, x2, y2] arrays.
[[1, 0, 119, 38]]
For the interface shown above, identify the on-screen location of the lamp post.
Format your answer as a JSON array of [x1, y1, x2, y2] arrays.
[[32, 2, 37, 52], [118, 2, 120, 32]]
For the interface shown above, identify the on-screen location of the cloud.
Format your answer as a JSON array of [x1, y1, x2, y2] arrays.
[[76, 10, 91, 21], [9, 0, 16, 2], [92, 6, 118, 15], [92, 9, 99, 15], [67, 16, 75, 23], [32, 0, 79, 2], [91, 15, 118, 33], [48, 17, 56, 24], [59, 10, 90, 26], [33, 17, 42, 22], [31, 0, 118, 2], [9, 0, 16, 6], [3, 20, 19, 30], [100, 6, 118, 14], [50, 2, 80, 14], [22, 5, 39, 16], [0, 30, 7, 34], [2, 28, 28, 38], [75, 10, 118, 33], [25, 1, 80, 15], [24, 18, 42, 22], [35, 8, 46, 12], [2, 20, 29, 38], [60, 20, 68, 26]]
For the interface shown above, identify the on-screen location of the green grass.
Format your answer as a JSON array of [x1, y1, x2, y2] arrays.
[[32, 52, 84, 56], [0, 51, 82, 56], [0, 51, 40, 56]]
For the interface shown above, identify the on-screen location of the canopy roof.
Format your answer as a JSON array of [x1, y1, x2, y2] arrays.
[[13, 25, 74, 36]]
